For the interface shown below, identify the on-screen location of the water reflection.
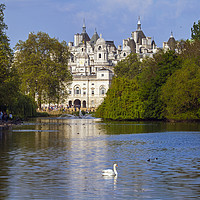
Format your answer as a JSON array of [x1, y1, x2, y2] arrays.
[[0, 118, 200, 199]]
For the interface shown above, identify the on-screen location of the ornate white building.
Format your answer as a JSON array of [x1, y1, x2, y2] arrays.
[[66, 18, 158, 109], [122, 17, 158, 60]]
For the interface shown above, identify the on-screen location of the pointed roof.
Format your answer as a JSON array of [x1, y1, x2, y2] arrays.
[[167, 31, 176, 50], [90, 28, 100, 47], [81, 19, 90, 44]]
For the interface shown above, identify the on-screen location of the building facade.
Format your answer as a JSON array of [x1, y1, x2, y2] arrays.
[[66, 18, 158, 109]]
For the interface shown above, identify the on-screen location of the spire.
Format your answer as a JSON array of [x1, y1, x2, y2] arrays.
[[137, 16, 141, 30], [82, 18, 86, 33], [170, 31, 174, 38]]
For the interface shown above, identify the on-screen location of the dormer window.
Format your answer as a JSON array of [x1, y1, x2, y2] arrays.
[[98, 46, 101, 50]]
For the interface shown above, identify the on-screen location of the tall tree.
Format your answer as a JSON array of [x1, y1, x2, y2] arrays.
[[14, 32, 72, 108], [191, 20, 200, 41], [0, 4, 20, 111], [161, 58, 200, 120], [114, 53, 142, 79], [138, 50, 182, 119]]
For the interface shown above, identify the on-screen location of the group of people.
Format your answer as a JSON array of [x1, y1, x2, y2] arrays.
[[0, 111, 12, 122]]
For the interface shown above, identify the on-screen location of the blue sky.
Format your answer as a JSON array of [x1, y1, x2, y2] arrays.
[[2, 0, 200, 49]]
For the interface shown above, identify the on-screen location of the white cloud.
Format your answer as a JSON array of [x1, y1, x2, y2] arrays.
[[96, 0, 154, 16]]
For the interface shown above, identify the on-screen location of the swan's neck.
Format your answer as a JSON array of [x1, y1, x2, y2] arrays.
[[113, 165, 118, 175]]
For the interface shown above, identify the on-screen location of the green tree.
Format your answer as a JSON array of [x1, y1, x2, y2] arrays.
[[14, 32, 72, 108], [95, 77, 144, 120], [161, 58, 200, 120], [114, 53, 142, 79], [0, 4, 20, 111], [179, 39, 200, 62], [191, 20, 200, 41], [96, 53, 144, 120], [138, 50, 182, 119]]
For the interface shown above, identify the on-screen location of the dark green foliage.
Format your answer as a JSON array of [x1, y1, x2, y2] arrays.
[[138, 50, 182, 119], [96, 54, 144, 120], [161, 58, 200, 120], [0, 4, 38, 119], [8, 93, 37, 119], [95, 77, 144, 120], [0, 4, 18, 113], [114, 53, 142, 79], [191, 20, 200, 41], [96, 50, 183, 120]]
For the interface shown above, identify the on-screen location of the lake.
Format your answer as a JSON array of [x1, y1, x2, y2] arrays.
[[0, 116, 200, 199]]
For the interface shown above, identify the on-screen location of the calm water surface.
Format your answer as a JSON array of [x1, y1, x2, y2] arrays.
[[0, 117, 200, 199]]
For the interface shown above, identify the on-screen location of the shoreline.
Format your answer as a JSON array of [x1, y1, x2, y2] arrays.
[[0, 120, 23, 131]]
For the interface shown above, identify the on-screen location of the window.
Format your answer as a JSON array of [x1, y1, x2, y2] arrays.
[[83, 91, 86, 95], [99, 53, 101, 58], [123, 53, 126, 57], [100, 86, 106, 95], [92, 83, 94, 85], [98, 46, 101, 50], [75, 87, 80, 94], [101, 74, 104, 77], [91, 90, 94, 95]]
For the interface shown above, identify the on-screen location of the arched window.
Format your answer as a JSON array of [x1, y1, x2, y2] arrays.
[[74, 86, 81, 95], [98, 46, 101, 50], [83, 100, 86, 108], [99, 53, 101, 58], [100, 86, 106, 95]]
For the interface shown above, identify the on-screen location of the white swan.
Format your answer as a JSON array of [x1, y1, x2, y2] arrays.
[[102, 164, 118, 176]]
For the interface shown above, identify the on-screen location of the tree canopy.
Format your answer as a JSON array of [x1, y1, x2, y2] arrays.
[[0, 4, 18, 111], [14, 32, 72, 108], [0, 4, 37, 118], [96, 18, 200, 121], [114, 53, 142, 79], [97, 50, 183, 120], [161, 58, 200, 120], [191, 20, 200, 41]]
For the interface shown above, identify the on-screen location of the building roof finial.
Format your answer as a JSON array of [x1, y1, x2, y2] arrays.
[[170, 31, 173, 38], [82, 18, 86, 33], [137, 16, 141, 30], [138, 16, 141, 24]]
